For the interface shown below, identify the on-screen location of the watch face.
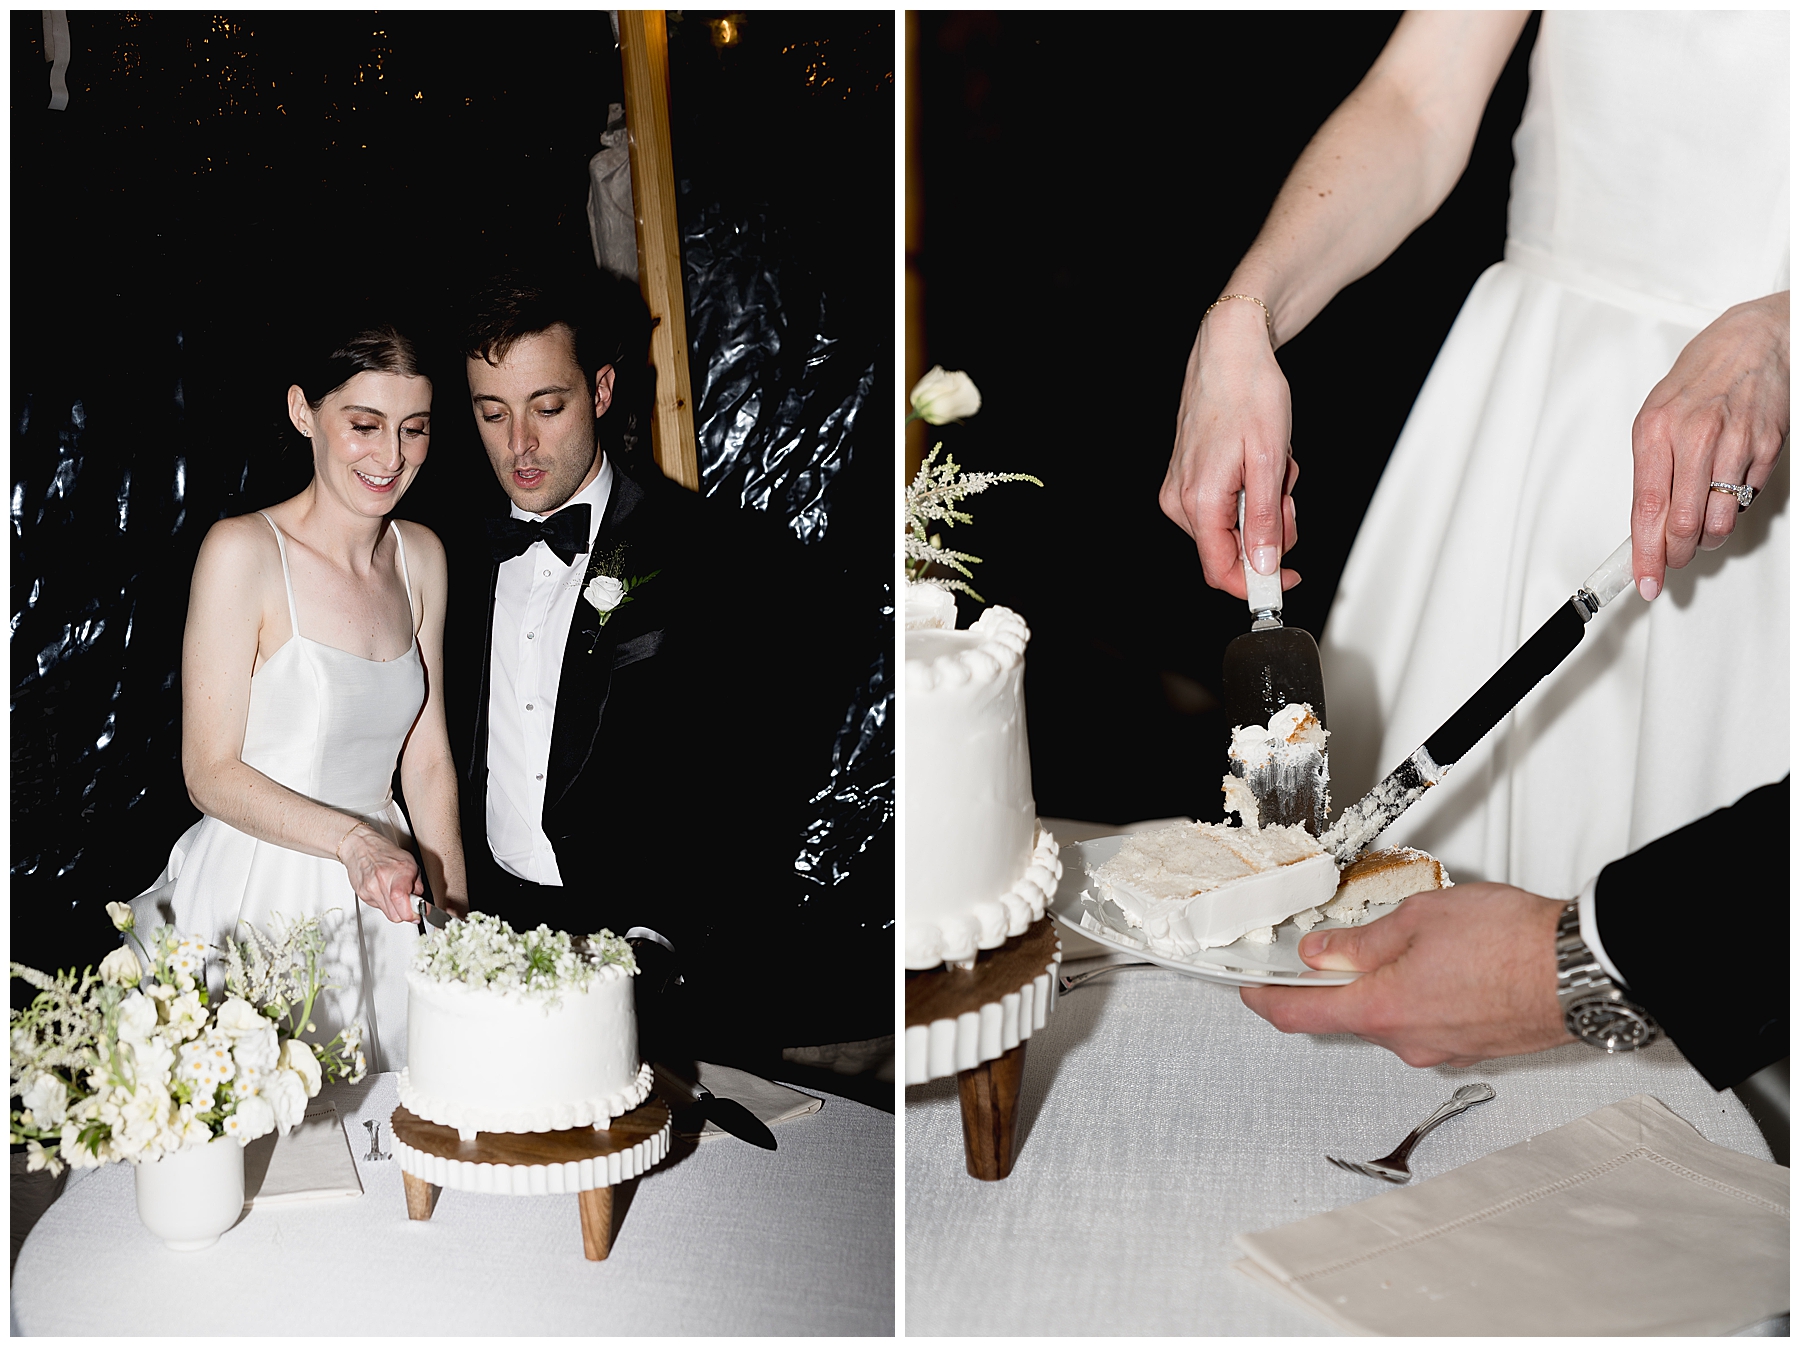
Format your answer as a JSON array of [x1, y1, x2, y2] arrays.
[[1567, 996, 1660, 1052]]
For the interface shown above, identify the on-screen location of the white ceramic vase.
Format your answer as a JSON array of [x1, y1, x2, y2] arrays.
[[132, 1134, 246, 1251]]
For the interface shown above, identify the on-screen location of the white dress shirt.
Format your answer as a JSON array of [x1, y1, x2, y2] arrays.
[[486, 458, 613, 886]]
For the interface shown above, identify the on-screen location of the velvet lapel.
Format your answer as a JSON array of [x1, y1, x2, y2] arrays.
[[468, 552, 502, 799], [543, 467, 647, 816]]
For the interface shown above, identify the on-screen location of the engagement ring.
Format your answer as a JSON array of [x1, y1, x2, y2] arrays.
[[1708, 481, 1757, 511]]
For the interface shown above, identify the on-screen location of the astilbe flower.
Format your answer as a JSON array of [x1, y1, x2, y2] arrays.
[[903, 445, 1041, 602]]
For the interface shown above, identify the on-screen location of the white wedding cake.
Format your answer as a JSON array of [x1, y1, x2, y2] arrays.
[[905, 582, 1061, 969], [398, 915, 654, 1141]]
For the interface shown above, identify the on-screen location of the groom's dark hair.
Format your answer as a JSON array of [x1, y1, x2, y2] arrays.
[[462, 267, 625, 396]]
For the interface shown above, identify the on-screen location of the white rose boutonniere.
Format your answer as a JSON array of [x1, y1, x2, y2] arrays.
[[581, 546, 661, 653]]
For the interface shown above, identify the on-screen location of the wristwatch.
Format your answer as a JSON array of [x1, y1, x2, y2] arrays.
[[1554, 899, 1660, 1051]]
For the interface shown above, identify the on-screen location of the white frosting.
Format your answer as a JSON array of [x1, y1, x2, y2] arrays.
[[392, 1120, 670, 1194], [904, 580, 958, 631], [905, 603, 1056, 969], [1223, 702, 1329, 828], [1085, 821, 1340, 955], [398, 964, 653, 1140]]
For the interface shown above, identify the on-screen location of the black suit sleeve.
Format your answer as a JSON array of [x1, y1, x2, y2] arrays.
[[1594, 777, 1787, 1091]]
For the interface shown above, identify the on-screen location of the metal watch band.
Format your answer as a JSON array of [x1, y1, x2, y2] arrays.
[[1555, 899, 1659, 1052]]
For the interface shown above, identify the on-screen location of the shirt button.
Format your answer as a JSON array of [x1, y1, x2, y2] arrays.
[[525, 703, 534, 711], [543, 570, 551, 577], [526, 631, 534, 640], [535, 773, 544, 781]]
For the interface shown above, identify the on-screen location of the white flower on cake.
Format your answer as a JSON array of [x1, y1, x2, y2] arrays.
[[908, 365, 983, 425], [412, 912, 639, 1004]]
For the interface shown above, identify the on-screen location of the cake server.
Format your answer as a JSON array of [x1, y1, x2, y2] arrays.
[[1221, 490, 1329, 835], [1320, 538, 1637, 864]]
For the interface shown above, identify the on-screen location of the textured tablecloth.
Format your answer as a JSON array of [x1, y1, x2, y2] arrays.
[[905, 955, 1777, 1336], [13, 1071, 893, 1336]]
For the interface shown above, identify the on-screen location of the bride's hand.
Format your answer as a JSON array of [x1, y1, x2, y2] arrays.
[[337, 823, 424, 924], [1160, 299, 1301, 599], [1631, 291, 1789, 599]]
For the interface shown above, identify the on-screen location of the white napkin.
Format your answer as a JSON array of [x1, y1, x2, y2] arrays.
[[245, 1101, 363, 1207], [655, 1062, 823, 1140], [1234, 1094, 1787, 1336]]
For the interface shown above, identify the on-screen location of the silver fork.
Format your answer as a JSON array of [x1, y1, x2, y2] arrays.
[[1326, 1082, 1496, 1183], [1058, 962, 1157, 993]]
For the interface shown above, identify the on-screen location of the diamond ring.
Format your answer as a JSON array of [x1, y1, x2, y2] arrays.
[[1709, 481, 1757, 511]]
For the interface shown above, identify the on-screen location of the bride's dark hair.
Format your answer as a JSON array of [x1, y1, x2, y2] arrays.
[[295, 323, 425, 411]]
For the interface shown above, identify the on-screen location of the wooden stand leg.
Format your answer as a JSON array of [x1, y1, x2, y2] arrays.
[[957, 1040, 1028, 1181], [577, 1186, 615, 1261], [402, 1171, 440, 1221]]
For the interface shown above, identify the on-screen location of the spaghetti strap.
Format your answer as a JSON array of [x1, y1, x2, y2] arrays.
[[389, 521, 417, 628], [257, 511, 302, 639]]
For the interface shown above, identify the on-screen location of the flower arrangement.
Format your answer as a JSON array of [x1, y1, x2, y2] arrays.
[[903, 367, 1041, 603], [412, 911, 638, 1003], [9, 904, 366, 1177]]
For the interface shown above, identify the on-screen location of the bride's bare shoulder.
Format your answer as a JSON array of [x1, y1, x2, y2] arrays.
[[193, 511, 283, 586]]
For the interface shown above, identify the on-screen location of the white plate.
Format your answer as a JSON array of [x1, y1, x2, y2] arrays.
[[1049, 835, 1394, 988]]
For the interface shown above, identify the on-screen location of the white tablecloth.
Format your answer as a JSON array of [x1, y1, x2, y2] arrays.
[[13, 1071, 893, 1336], [905, 955, 1778, 1336]]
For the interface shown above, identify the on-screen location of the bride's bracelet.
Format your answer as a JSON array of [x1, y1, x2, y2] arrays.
[[1204, 293, 1276, 347], [334, 820, 366, 863]]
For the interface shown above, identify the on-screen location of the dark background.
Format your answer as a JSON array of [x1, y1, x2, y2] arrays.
[[11, 10, 894, 1056], [915, 11, 1539, 824]]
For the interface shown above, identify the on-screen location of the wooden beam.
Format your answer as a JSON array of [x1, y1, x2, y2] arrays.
[[618, 11, 700, 492]]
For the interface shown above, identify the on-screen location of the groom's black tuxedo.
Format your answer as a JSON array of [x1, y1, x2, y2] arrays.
[[1594, 776, 1787, 1091], [446, 465, 721, 952]]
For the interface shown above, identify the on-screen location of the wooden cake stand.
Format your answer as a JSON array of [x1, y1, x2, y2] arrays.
[[905, 916, 1061, 1181], [390, 1097, 672, 1261]]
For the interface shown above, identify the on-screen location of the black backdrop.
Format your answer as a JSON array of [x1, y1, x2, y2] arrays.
[[11, 11, 894, 1053], [916, 11, 1539, 824]]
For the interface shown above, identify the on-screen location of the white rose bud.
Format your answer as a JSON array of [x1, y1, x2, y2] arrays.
[[908, 366, 982, 425], [278, 1038, 323, 1096], [98, 945, 142, 987], [105, 901, 136, 933], [584, 574, 627, 613]]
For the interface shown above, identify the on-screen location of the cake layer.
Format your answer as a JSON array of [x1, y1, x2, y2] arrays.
[[400, 965, 652, 1138], [905, 603, 1040, 969], [1085, 821, 1339, 954], [1322, 846, 1450, 922]]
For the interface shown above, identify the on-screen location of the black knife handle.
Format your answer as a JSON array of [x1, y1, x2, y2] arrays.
[[1423, 599, 1587, 769]]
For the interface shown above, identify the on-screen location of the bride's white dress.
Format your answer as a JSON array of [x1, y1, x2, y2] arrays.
[[134, 514, 423, 1070], [1320, 11, 1788, 895]]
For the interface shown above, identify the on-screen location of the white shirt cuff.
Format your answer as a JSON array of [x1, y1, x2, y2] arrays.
[[1575, 875, 1629, 987]]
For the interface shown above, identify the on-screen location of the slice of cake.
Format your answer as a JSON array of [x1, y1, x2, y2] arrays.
[[398, 915, 654, 1141], [1322, 847, 1450, 923], [904, 590, 1061, 969], [1082, 820, 1339, 956]]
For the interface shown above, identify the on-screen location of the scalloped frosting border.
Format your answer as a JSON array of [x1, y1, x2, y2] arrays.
[[903, 939, 1062, 1085], [905, 604, 1030, 692], [397, 1060, 655, 1141], [392, 1117, 672, 1194], [905, 827, 1061, 970]]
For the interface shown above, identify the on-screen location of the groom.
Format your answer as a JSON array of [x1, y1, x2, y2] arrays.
[[447, 270, 708, 986]]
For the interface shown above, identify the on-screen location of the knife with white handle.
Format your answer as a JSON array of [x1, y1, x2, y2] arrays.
[[1321, 538, 1637, 863]]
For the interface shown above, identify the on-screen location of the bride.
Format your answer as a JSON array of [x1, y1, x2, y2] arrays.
[[134, 323, 466, 1072]]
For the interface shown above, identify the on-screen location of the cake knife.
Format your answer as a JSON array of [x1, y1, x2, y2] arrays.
[[1320, 538, 1637, 864], [1221, 490, 1329, 835]]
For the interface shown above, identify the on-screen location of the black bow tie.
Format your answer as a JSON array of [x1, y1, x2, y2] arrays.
[[486, 504, 592, 567]]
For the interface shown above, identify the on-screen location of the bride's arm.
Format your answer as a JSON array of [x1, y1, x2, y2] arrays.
[[182, 516, 422, 924], [394, 523, 469, 919], [1161, 10, 1531, 596]]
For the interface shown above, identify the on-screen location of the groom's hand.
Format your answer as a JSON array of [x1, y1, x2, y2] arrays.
[[337, 823, 424, 924], [1239, 884, 1572, 1068]]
